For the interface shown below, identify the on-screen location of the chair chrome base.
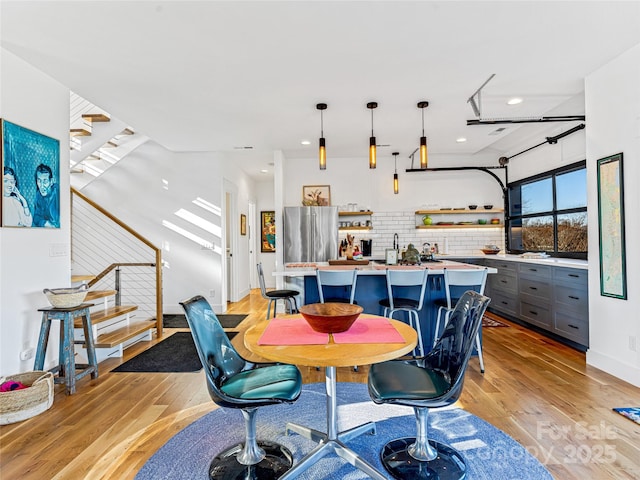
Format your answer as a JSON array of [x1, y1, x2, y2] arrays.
[[381, 437, 467, 480], [209, 441, 293, 480]]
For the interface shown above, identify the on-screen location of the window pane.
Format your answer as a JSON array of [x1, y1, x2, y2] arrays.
[[509, 186, 522, 216], [522, 216, 554, 251], [558, 212, 588, 252], [508, 218, 523, 250], [556, 168, 587, 210], [522, 178, 553, 214]]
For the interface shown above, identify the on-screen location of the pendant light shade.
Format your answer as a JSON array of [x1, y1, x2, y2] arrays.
[[418, 101, 429, 169], [392, 151, 399, 194], [367, 102, 378, 169], [317, 103, 327, 170]]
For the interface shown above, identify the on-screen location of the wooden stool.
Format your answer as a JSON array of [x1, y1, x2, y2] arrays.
[[34, 304, 98, 395]]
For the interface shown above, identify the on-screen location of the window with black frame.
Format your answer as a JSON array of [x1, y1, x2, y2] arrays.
[[507, 161, 587, 259]]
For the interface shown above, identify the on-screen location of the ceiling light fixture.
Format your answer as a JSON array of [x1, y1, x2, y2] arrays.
[[507, 97, 523, 105], [392, 151, 399, 194], [417, 101, 429, 169], [317, 103, 327, 170], [456, 137, 467, 143], [367, 102, 378, 169], [301, 140, 311, 145]]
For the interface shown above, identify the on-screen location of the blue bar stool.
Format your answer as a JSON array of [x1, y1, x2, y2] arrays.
[[34, 303, 98, 395]]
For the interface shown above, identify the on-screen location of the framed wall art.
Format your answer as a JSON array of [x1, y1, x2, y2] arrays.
[[261, 210, 276, 252], [1, 119, 60, 228], [596, 152, 627, 299], [302, 185, 331, 206], [240, 213, 246, 236]]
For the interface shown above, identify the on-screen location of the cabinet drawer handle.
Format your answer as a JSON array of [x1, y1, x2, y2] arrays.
[[568, 324, 579, 329], [529, 286, 538, 291], [529, 268, 537, 272], [568, 295, 580, 300], [500, 280, 508, 284], [569, 274, 579, 278], [501, 301, 508, 305], [529, 310, 538, 315]]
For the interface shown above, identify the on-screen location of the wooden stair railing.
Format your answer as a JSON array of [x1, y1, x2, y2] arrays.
[[71, 187, 163, 338]]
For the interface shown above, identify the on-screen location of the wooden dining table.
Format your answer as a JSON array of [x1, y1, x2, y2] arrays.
[[244, 314, 417, 480]]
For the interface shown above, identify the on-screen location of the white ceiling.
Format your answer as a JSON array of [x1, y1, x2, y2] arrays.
[[2, 1, 640, 178]]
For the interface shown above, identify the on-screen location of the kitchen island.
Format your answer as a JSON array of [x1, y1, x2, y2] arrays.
[[275, 260, 495, 352]]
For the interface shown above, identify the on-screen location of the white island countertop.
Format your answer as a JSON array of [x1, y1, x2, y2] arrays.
[[442, 254, 588, 270], [276, 259, 497, 276]]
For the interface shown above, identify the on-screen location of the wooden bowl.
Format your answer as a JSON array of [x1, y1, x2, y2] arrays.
[[299, 303, 363, 333], [481, 248, 501, 255]]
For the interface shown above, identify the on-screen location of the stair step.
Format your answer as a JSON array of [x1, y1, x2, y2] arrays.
[[85, 290, 117, 302], [121, 127, 134, 135], [70, 128, 91, 137], [104, 141, 118, 148], [82, 113, 110, 123], [74, 304, 138, 327], [92, 320, 156, 348]]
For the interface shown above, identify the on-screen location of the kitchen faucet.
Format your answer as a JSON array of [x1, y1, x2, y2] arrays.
[[393, 233, 399, 251]]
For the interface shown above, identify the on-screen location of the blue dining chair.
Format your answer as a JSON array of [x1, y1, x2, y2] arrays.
[[180, 295, 303, 478]]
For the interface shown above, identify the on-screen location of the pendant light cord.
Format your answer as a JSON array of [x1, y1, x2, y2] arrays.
[[371, 108, 374, 136]]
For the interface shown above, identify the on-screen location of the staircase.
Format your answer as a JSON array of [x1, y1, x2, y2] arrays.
[[69, 94, 162, 363], [69, 91, 149, 189], [72, 282, 157, 363]]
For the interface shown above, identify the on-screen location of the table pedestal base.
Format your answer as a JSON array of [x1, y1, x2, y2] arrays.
[[280, 366, 387, 480]]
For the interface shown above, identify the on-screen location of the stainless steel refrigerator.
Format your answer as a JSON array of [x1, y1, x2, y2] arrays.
[[283, 206, 339, 263]]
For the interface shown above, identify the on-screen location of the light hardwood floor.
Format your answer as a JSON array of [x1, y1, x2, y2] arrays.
[[1, 289, 639, 479]]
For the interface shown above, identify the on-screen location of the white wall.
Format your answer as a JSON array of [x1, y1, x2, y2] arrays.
[[282, 152, 506, 256], [0, 49, 70, 376], [255, 179, 277, 287], [80, 140, 256, 314], [585, 43, 640, 387]]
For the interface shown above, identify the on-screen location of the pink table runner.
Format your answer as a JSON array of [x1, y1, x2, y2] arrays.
[[257, 318, 329, 345], [332, 315, 405, 344], [257, 316, 406, 345]]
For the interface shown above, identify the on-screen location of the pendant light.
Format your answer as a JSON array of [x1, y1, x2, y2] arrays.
[[392, 151, 399, 194], [367, 102, 378, 169], [418, 101, 429, 169], [317, 103, 327, 170]]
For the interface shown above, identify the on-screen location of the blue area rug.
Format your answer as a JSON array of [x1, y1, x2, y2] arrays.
[[136, 382, 552, 479]]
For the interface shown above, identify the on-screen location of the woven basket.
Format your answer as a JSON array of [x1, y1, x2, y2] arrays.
[[0, 371, 54, 425]]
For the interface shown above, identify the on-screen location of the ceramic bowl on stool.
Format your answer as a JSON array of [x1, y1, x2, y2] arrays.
[[299, 303, 363, 333]]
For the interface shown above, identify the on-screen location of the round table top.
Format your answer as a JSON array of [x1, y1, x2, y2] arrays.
[[244, 315, 417, 368]]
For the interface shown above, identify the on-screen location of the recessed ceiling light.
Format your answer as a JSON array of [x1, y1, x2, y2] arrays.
[[456, 137, 467, 143], [301, 140, 311, 145], [260, 169, 269, 173], [507, 97, 523, 105]]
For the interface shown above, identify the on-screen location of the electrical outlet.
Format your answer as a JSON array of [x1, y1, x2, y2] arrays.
[[629, 336, 637, 352], [209, 289, 215, 297], [20, 348, 35, 361]]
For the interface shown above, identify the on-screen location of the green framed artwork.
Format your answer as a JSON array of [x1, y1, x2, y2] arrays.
[[596, 152, 627, 299]]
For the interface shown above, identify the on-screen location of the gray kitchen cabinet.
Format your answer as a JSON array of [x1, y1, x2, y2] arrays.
[[552, 267, 589, 346], [518, 263, 553, 330], [484, 258, 518, 317], [483, 258, 589, 349]]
